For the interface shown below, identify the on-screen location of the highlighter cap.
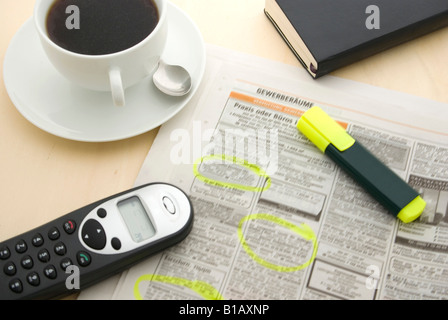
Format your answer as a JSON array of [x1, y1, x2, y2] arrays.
[[297, 106, 354, 152], [397, 196, 426, 223]]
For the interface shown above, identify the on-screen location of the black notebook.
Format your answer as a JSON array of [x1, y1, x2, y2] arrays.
[[265, 0, 448, 78]]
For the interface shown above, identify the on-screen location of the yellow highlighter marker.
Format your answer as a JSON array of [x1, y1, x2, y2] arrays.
[[297, 106, 426, 223]]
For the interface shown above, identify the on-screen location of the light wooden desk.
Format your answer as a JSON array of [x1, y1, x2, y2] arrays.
[[1, 0, 447, 253]]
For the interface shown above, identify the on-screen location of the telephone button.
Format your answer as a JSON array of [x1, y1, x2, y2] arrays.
[[54, 242, 67, 256], [63, 220, 76, 234], [97, 208, 107, 218], [3, 262, 17, 276], [38, 249, 50, 263], [81, 219, 106, 250], [60, 258, 73, 271], [9, 279, 23, 293], [15, 240, 27, 253], [31, 233, 44, 247], [111, 238, 121, 250], [27, 272, 40, 286], [76, 251, 91, 267], [48, 227, 60, 240], [21, 255, 33, 269], [162, 196, 176, 214], [0, 246, 11, 260], [44, 265, 57, 279]]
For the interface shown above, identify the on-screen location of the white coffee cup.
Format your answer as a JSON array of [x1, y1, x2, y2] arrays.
[[34, 0, 168, 106]]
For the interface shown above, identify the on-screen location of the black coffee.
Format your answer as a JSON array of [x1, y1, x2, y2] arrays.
[[46, 0, 159, 55]]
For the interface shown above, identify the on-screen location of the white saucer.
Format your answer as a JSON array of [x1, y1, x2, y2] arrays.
[[3, 3, 205, 142]]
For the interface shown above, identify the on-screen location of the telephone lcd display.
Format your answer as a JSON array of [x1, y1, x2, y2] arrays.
[[118, 196, 156, 242]]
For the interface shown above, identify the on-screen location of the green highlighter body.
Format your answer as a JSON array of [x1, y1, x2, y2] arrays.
[[297, 106, 426, 223]]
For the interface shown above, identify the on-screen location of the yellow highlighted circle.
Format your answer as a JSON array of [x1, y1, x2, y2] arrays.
[[134, 274, 225, 300], [238, 214, 318, 272], [193, 154, 271, 192]]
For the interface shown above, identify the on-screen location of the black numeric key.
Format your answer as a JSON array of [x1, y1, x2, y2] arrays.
[[15, 240, 27, 253], [9, 279, 23, 293]]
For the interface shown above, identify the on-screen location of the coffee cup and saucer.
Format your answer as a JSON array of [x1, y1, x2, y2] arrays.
[[3, 0, 205, 142]]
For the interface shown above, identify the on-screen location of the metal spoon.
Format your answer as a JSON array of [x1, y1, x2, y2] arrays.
[[153, 60, 192, 96]]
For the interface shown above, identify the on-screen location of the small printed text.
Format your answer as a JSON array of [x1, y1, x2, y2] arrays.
[[179, 304, 269, 317]]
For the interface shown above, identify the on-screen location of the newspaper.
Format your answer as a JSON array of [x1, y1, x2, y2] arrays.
[[79, 44, 448, 300]]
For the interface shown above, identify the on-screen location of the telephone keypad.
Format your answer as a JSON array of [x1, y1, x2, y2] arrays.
[[0, 219, 90, 296]]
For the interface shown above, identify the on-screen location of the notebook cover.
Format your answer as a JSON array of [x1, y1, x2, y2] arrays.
[[266, 0, 448, 78]]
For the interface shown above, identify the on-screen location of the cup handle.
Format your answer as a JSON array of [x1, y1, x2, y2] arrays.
[[109, 68, 125, 107]]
